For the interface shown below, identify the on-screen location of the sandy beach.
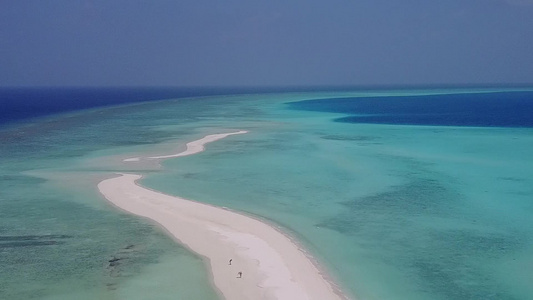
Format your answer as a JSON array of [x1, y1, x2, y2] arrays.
[[98, 131, 345, 300]]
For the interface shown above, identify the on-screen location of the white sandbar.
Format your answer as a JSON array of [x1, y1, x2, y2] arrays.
[[148, 130, 248, 159], [98, 131, 345, 300], [123, 157, 140, 162]]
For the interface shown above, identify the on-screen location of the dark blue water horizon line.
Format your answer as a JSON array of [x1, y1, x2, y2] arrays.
[[2, 86, 533, 127]]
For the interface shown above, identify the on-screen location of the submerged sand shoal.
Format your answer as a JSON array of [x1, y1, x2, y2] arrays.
[[98, 131, 346, 300]]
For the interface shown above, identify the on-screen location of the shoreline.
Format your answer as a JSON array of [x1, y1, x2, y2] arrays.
[[98, 131, 348, 300]]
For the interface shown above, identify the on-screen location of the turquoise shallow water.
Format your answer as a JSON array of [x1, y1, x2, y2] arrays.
[[1, 90, 532, 299]]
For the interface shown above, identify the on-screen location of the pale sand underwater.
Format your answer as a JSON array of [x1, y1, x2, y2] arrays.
[[99, 131, 346, 300]]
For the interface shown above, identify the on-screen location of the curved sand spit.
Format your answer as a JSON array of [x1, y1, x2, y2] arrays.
[[99, 131, 346, 300]]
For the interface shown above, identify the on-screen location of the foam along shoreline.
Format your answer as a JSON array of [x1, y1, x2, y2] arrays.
[[99, 131, 346, 300]]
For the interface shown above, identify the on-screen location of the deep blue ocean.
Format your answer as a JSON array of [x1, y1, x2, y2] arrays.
[[0, 86, 356, 126], [288, 91, 533, 128], [3, 88, 532, 128], [0, 87, 232, 125]]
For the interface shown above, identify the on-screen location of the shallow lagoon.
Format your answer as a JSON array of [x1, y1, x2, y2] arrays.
[[1, 89, 532, 299]]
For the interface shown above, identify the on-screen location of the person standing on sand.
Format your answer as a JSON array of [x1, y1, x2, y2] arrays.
[[237, 272, 242, 278], [229, 259, 232, 265]]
